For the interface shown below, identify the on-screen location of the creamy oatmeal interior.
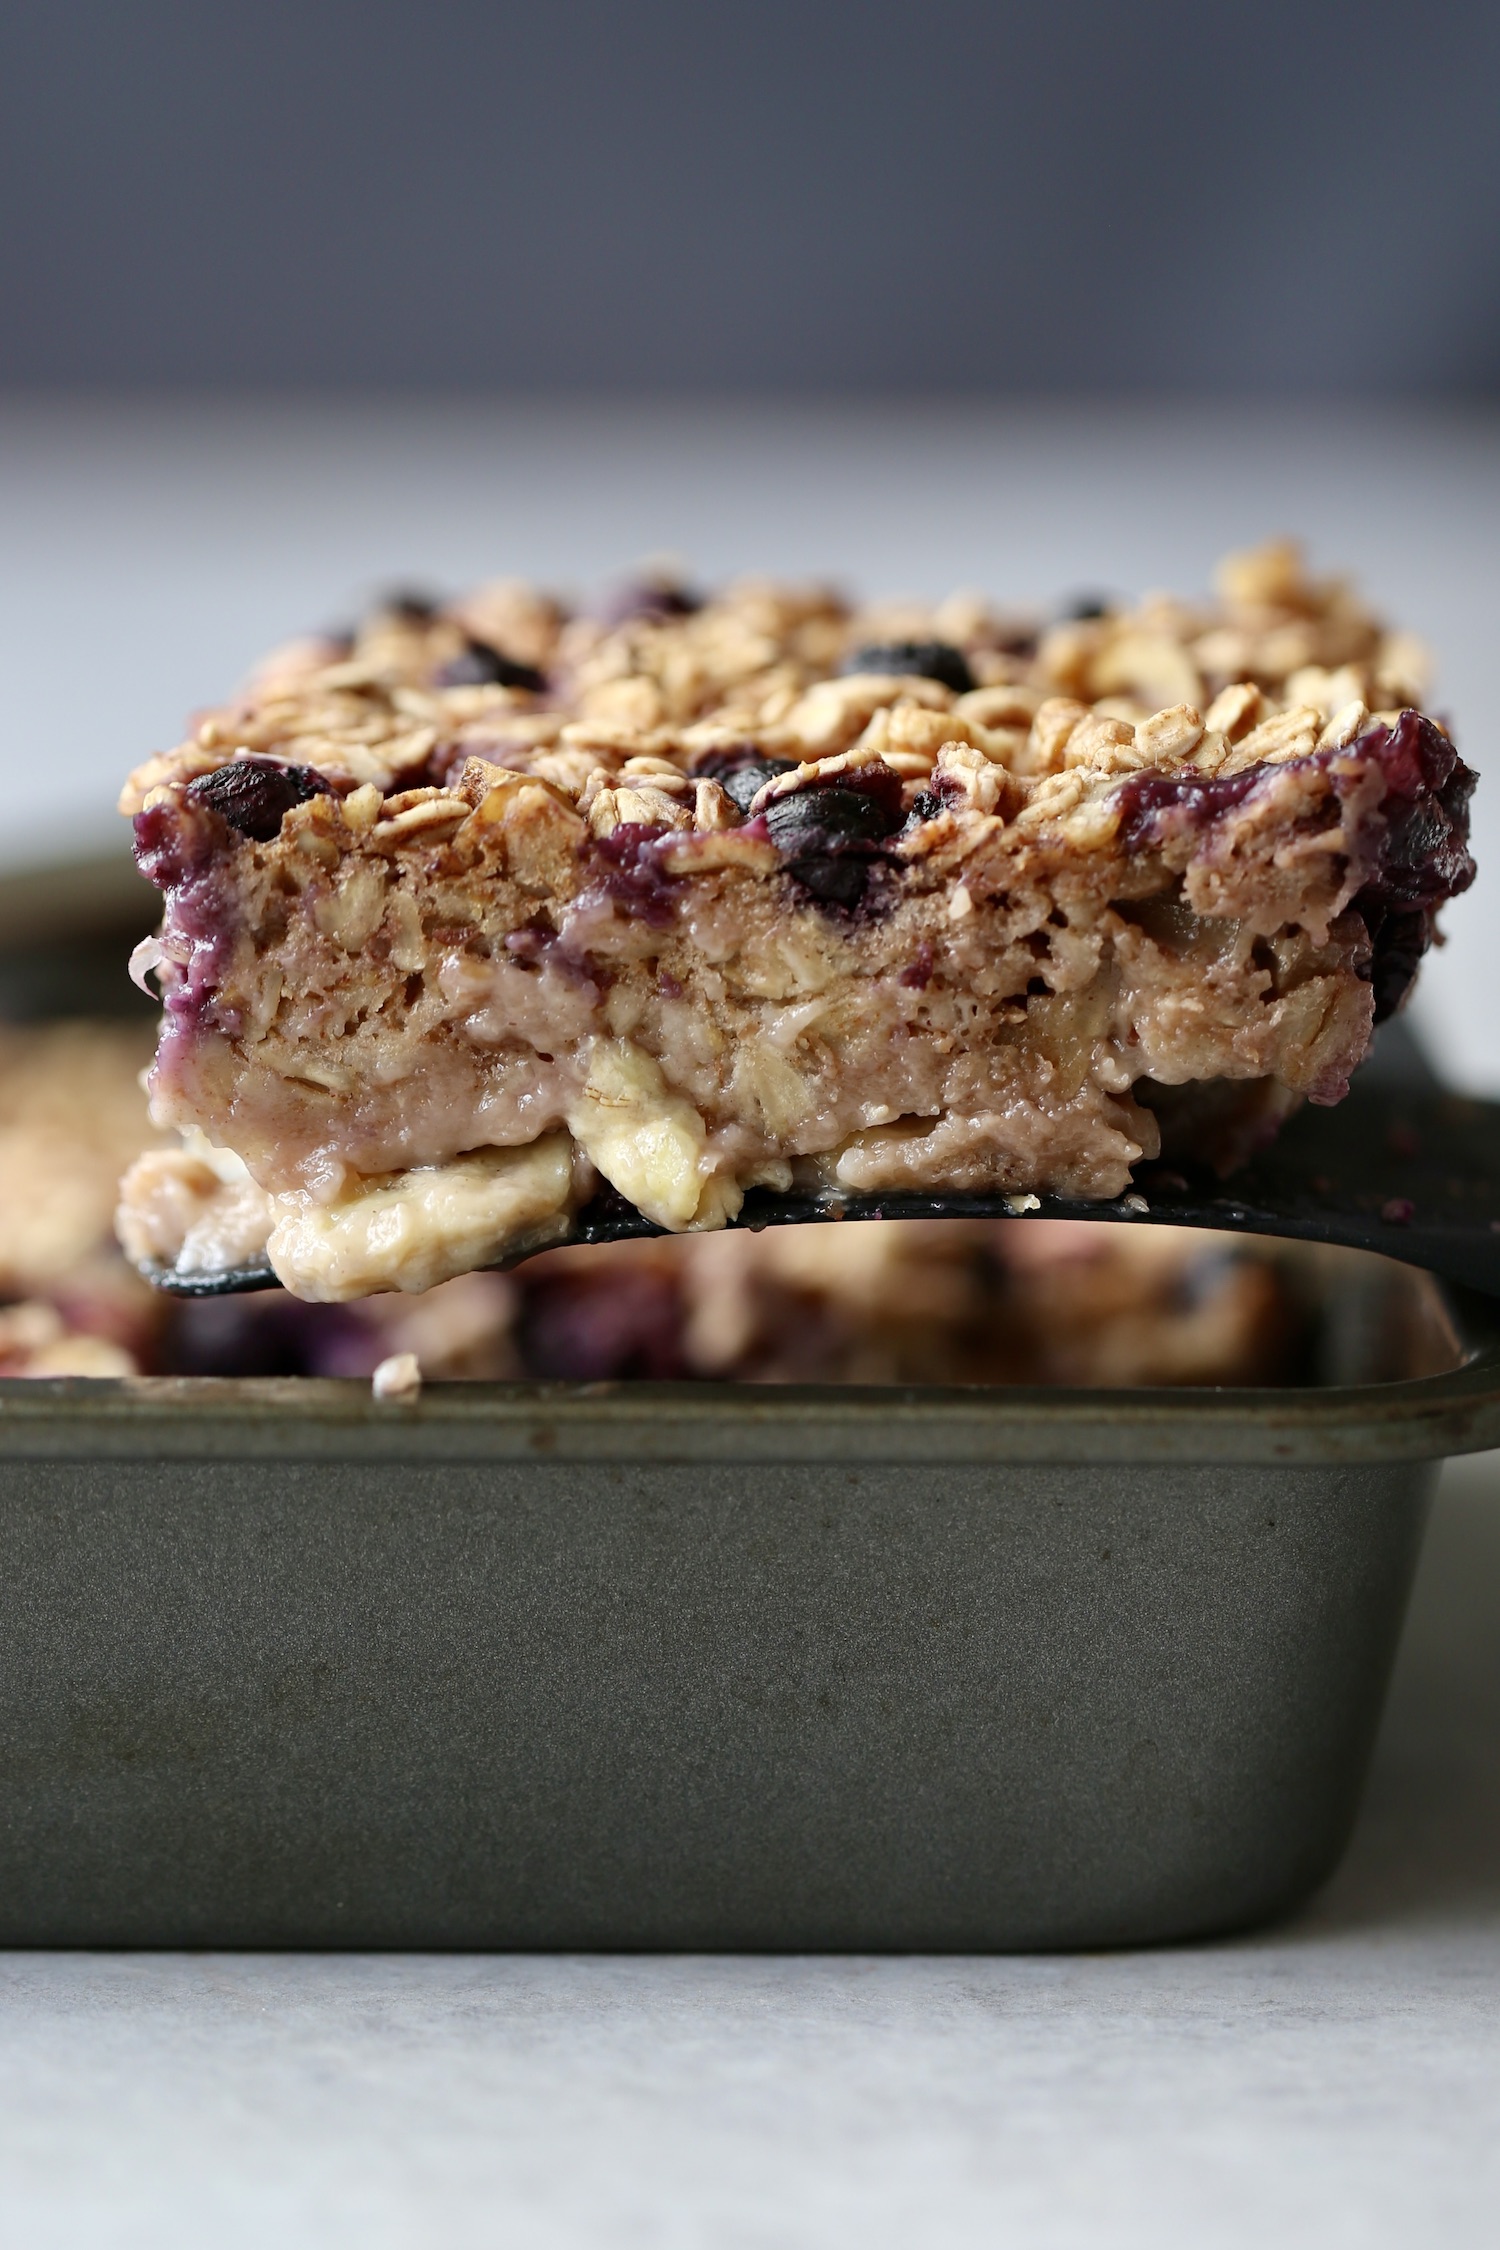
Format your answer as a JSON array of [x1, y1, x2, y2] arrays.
[[117, 541, 1475, 1301]]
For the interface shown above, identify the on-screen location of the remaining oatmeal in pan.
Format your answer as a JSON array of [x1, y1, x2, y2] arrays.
[[163, 1220, 1296, 1389], [0, 1021, 168, 1374], [116, 541, 1474, 1301]]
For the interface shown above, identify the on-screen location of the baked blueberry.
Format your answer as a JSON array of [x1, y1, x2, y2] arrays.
[[763, 784, 900, 854], [601, 577, 704, 626], [436, 637, 547, 693], [693, 750, 799, 812], [843, 639, 975, 695], [187, 758, 324, 842], [785, 855, 871, 906], [378, 588, 442, 623], [763, 777, 904, 908]]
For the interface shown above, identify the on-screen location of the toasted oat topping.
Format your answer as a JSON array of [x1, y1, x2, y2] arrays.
[[119, 542, 1431, 852]]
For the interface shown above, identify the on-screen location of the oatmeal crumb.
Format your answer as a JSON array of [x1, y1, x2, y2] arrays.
[[372, 1351, 423, 1401]]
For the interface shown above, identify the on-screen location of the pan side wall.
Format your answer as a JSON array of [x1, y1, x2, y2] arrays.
[[0, 1456, 1433, 1949]]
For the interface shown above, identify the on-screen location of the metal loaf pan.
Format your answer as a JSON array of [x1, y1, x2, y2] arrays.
[[1, 860, 1499, 1951], [1, 1264, 1498, 1951]]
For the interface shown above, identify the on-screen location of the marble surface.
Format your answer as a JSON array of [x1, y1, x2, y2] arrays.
[[2, 395, 1499, 1087], [1, 1452, 1496, 2250]]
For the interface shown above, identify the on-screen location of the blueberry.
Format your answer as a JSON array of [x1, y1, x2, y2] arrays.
[[186, 758, 324, 842], [763, 776, 904, 910], [785, 855, 871, 907], [843, 639, 975, 695], [721, 763, 790, 813], [763, 785, 900, 854], [1058, 594, 1113, 622], [600, 577, 704, 626], [692, 749, 799, 813], [378, 587, 443, 623], [436, 637, 547, 693]]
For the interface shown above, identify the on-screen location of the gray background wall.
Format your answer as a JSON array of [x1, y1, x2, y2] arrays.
[[2, 0, 1497, 394]]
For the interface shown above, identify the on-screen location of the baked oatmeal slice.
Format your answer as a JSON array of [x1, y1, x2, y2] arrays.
[[117, 544, 1476, 1301]]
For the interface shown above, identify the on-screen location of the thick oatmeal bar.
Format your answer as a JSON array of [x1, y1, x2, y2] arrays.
[[118, 542, 1475, 1300]]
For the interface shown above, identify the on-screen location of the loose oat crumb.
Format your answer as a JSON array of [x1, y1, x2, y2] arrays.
[[1004, 1193, 1042, 1215], [1122, 1193, 1150, 1214], [372, 1351, 423, 1401]]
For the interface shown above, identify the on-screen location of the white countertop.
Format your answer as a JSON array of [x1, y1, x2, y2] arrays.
[[1, 1451, 1496, 2250]]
